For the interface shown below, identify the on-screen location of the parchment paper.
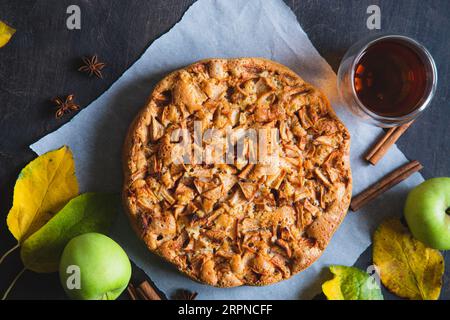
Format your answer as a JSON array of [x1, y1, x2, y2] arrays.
[[30, 0, 424, 299]]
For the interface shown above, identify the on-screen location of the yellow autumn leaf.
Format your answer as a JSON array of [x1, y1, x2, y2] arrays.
[[0, 21, 15, 48], [373, 218, 444, 300], [7, 146, 79, 243], [322, 265, 383, 300]]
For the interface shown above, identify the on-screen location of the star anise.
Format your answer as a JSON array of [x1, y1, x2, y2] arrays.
[[78, 55, 106, 78], [53, 94, 79, 119], [172, 289, 198, 300]]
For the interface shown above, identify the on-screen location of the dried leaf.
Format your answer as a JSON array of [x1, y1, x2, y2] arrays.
[[373, 218, 444, 300], [21, 193, 119, 273], [0, 21, 15, 48], [322, 265, 383, 300], [7, 146, 79, 242]]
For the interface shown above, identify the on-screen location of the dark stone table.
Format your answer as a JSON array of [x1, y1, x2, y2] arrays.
[[0, 0, 448, 300]]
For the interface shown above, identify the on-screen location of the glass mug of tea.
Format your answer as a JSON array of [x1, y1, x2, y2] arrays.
[[337, 34, 437, 127]]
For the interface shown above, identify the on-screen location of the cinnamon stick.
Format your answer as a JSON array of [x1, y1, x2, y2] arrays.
[[350, 160, 423, 212], [365, 121, 413, 165], [136, 287, 148, 300], [127, 283, 138, 300], [137, 280, 162, 300]]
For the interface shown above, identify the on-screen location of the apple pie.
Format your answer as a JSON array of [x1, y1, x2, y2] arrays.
[[123, 58, 352, 287]]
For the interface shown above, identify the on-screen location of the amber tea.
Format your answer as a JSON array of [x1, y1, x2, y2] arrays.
[[353, 40, 429, 117]]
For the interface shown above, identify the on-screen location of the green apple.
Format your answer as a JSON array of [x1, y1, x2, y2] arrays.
[[59, 233, 131, 300], [404, 177, 450, 250]]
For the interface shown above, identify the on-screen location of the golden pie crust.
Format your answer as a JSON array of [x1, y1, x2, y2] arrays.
[[123, 58, 352, 287]]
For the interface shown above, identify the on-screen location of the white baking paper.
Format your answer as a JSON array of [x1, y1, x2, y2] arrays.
[[30, 0, 424, 299]]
